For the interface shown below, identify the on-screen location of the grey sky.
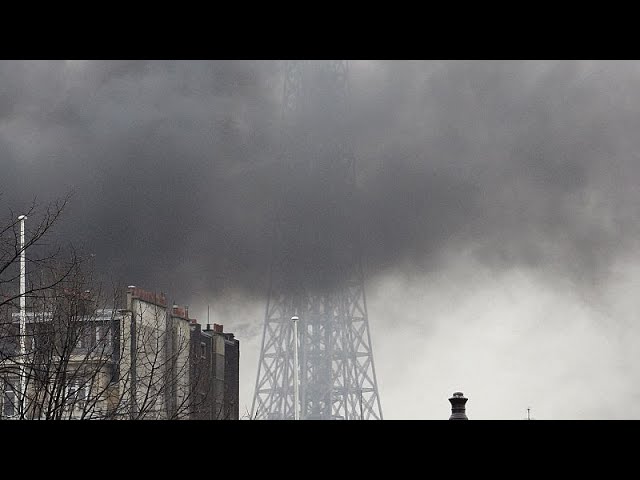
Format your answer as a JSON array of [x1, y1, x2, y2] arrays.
[[2, 60, 639, 418]]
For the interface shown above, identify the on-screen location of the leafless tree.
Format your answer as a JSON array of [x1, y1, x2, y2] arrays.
[[0, 194, 83, 419], [1, 267, 212, 419], [0, 197, 212, 420], [0, 194, 74, 312]]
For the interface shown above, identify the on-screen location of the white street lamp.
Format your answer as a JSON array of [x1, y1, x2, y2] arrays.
[[17, 214, 27, 418], [292, 315, 300, 421]]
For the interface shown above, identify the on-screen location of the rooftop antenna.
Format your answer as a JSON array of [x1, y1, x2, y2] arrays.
[[527, 407, 531, 420]]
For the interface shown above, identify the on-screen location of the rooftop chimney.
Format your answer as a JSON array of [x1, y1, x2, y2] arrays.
[[449, 391, 468, 420], [126, 286, 136, 310]]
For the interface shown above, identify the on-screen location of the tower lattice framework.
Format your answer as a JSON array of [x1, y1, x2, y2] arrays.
[[251, 61, 383, 420]]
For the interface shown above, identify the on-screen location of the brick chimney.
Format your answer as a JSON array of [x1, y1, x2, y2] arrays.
[[449, 391, 468, 420]]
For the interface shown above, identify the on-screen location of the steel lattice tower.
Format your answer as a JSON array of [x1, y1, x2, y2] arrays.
[[251, 61, 383, 420]]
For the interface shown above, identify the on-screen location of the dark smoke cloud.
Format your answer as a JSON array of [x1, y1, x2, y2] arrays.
[[1, 60, 639, 305]]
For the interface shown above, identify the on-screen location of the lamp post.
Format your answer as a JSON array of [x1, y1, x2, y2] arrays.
[[292, 315, 299, 420], [17, 214, 27, 418]]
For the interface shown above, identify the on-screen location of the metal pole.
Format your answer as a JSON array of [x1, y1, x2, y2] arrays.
[[292, 315, 299, 420], [18, 214, 27, 418]]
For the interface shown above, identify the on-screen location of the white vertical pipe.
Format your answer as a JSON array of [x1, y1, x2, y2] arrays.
[[18, 214, 27, 418], [292, 315, 299, 420]]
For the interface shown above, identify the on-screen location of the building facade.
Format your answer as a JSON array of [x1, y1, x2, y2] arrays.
[[0, 291, 123, 420], [118, 286, 193, 419], [190, 323, 240, 420], [1, 285, 240, 420], [223, 330, 239, 420]]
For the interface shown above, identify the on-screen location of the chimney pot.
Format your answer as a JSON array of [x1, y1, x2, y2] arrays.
[[449, 391, 469, 420]]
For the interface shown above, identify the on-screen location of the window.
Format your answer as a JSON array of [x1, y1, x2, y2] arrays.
[[77, 384, 87, 404], [66, 380, 88, 418], [95, 324, 112, 350], [200, 342, 206, 359], [26, 323, 36, 353], [105, 326, 112, 348], [3, 384, 16, 418], [79, 331, 90, 350], [71, 324, 91, 351]]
